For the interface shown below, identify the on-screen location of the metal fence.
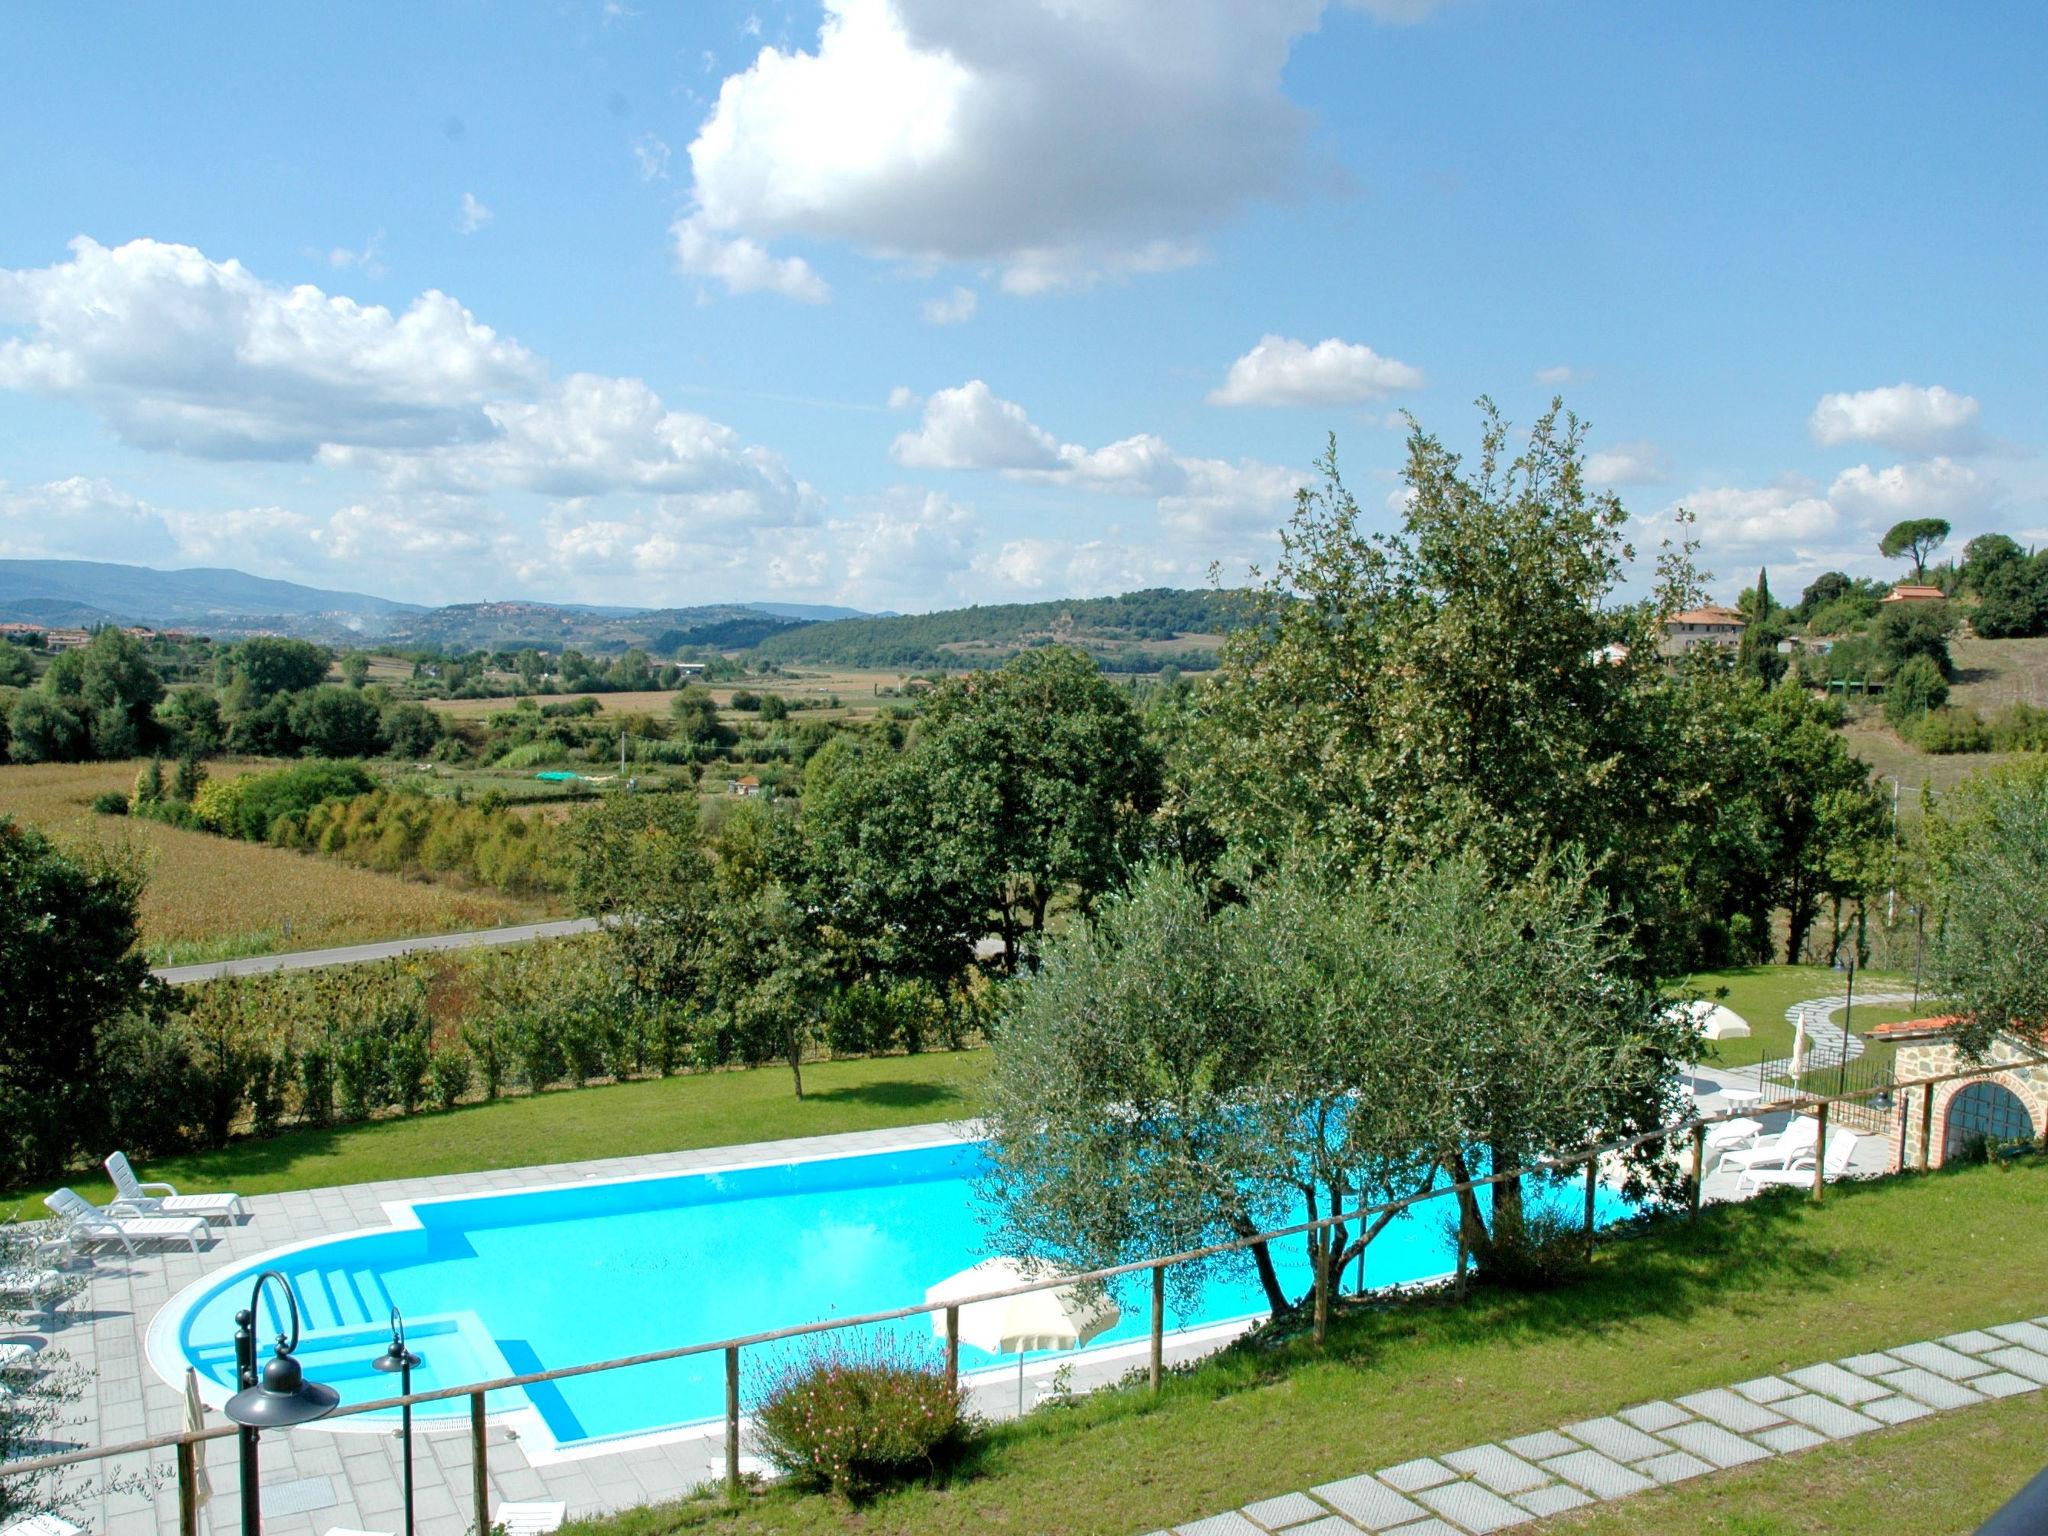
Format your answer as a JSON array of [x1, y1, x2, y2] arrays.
[[3, 1053, 2040, 1535]]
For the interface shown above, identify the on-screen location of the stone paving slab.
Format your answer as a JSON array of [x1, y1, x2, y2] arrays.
[[1674, 1387, 1784, 1434], [1878, 1366, 1987, 1410], [1514, 1484, 1593, 1518], [1541, 1449, 1656, 1500], [1982, 1346, 2048, 1385], [1863, 1394, 1937, 1425], [1970, 1370, 2039, 1399], [1658, 1420, 1773, 1469], [1501, 1430, 1577, 1461], [1617, 1400, 1690, 1434], [1940, 1330, 2004, 1355], [1766, 1393, 1884, 1439], [1890, 1341, 1994, 1379], [1440, 1445, 1549, 1496], [1378, 1458, 1457, 1493], [1839, 1351, 1904, 1377], [1562, 1416, 1668, 1463], [1413, 1480, 1531, 1532], [1784, 1362, 1890, 1405], [1290, 1520, 1367, 1536], [1754, 1423, 1827, 1455], [1638, 1450, 1714, 1485], [1733, 1375, 1799, 1405], [1178, 1514, 1266, 1536], [1311, 1474, 1427, 1531], [1383, 1521, 1463, 1536], [1243, 1492, 1329, 1529]]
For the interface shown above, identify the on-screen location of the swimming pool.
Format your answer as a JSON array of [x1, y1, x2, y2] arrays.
[[152, 1135, 1632, 1453]]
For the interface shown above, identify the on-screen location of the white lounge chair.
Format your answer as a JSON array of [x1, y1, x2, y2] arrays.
[[495, 1502, 568, 1536], [1718, 1115, 1819, 1176], [104, 1152, 246, 1223], [43, 1189, 208, 1254], [1741, 1130, 1861, 1192], [2, 1514, 84, 1536]]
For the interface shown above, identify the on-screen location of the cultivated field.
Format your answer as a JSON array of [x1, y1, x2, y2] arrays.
[[0, 760, 547, 963], [432, 667, 911, 721], [1842, 634, 2048, 814]]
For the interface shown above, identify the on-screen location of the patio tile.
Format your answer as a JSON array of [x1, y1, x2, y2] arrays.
[[1770, 1394, 1884, 1439], [1839, 1352, 1904, 1377], [1981, 1346, 2048, 1385], [1940, 1330, 2004, 1355], [1638, 1450, 1714, 1485], [1970, 1371, 2039, 1399], [1382, 1522, 1464, 1536], [1175, 1514, 1265, 1536], [1990, 1322, 2048, 1354], [1286, 1521, 1367, 1536]]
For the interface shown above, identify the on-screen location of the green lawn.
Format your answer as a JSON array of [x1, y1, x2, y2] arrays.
[[565, 1160, 2048, 1536], [1684, 964, 1939, 1070], [5, 1051, 992, 1212]]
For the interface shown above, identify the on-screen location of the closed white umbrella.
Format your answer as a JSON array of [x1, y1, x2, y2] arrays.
[[926, 1257, 1120, 1414], [183, 1367, 212, 1529]]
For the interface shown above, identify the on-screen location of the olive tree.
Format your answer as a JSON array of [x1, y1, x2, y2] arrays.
[[979, 852, 1690, 1313], [567, 791, 715, 1001], [1928, 762, 2048, 1057]]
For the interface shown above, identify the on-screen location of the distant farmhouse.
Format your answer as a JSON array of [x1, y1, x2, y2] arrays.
[[1882, 582, 1946, 605], [1658, 605, 1746, 657]]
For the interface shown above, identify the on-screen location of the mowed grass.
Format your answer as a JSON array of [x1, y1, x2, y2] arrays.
[[1685, 964, 1933, 1070], [8, 1050, 992, 1210], [0, 760, 546, 960], [565, 1160, 2048, 1536]]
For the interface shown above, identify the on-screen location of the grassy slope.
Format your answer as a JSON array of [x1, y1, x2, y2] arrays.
[[565, 1161, 2048, 1536], [1842, 635, 2048, 821], [6, 1051, 992, 1211], [1682, 964, 1936, 1070]]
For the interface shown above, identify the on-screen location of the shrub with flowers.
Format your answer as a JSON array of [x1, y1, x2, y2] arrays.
[[751, 1338, 973, 1500]]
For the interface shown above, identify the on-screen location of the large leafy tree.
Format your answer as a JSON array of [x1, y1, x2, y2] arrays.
[[1185, 404, 1691, 971], [40, 627, 165, 758], [215, 636, 331, 703], [0, 819, 151, 1181], [567, 791, 716, 1001], [1879, 517, 1951, 581], [912, 646, 1162, 973], [1927, 762, 2048, 1056]]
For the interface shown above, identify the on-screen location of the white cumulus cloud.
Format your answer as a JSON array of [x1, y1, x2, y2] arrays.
[[891, 380, 1065, 471], [671, 212, 829, 302], [0, 236, 542, 458], [676, 0, 1321, 296], [457, 192, 493, 234], [921, 285, 977, 325], [1208, 334, 1423, 408], [1809, 383, 1980, 453], [1674, 477, 1838, 548], [1826, 457, 1994, 523], [1585, 440, 1670, 487]]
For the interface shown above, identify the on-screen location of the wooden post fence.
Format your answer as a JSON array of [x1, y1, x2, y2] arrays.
[[1812, 1102, 1830, 1203], [1149, 1264, 1165, 1393], [1690, 1123, 1707, 1217], [724, 1346, 741, 1499], [176, 1438, 198, 1536], [944, 1304, 960, 1397], [1583, 1156, 1598, 1254], [468, 1391, 488, 1536]]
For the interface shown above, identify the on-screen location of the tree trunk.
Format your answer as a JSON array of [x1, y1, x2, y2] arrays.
[[1785, 878, 1818, 965], [786, 1024, 804, 1100], [1488, 1139, 1525, 1259], [1230, 1217, 1290, 1315]]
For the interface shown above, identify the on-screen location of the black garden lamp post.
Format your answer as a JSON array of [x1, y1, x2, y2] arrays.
[[224, 1271, 340, 1536], [372, 1306, 423, 1536]]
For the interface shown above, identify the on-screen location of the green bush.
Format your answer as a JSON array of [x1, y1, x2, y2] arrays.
[[1473, 1203, 1589, 1291], [1910, 707, 1992, 754], [335, 1031, 386, 1122], [385, 1026, 431, 1116], [296, 1044, 334, 1128], [751, 1340, 972, 1499], [206, 761, 375, 841], [1883, 654, 1949, 726], [430, 1046, 473, 1112], [247, 1049, 289, 1138], [90, 790, 130, 815], [1987, 702, 2048, 753]]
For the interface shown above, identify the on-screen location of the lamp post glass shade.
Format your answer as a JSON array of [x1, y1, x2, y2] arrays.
[[374, 1306, 421, 1374]]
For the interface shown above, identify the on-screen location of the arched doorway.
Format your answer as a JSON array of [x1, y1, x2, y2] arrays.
[[1944, 1081, 2036, 1162]]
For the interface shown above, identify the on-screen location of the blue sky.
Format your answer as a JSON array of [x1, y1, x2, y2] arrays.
[[1, 1, 2042, 612]]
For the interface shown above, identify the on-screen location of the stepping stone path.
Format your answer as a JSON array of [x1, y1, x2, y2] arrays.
[[1764, 989, 1919, 1073], [1141, 1315, 2048, 1535]]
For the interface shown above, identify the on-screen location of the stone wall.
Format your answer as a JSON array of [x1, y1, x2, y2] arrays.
[[1893, 1033, 2048, 1169]]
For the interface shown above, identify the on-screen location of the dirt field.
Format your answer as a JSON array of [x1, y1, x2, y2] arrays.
[[0, 760, 546, 962]]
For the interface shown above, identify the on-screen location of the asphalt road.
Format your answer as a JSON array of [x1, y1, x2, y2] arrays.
[[151, 917, 602, 985]]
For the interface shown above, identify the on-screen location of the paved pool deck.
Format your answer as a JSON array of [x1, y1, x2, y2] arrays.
[[12, 1067, 1905, 1536]]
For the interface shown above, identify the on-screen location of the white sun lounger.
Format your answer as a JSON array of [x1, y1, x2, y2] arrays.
[[1718, 1114, 1819, 1176], [494, 1502, 568, 1536], [1741, 1130, 1861, 1192], [43, 1189, 208, 1254], [2, 1515, 86, 1536], [104, 1152, 246, 1223]]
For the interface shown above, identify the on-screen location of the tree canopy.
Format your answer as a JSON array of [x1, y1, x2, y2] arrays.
[[1928, 762, 2048, 1056], [1878, 517, 1951, 580]]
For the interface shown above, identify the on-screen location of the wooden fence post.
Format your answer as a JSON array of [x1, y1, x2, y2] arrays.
[[1690, 1123, 1707, 1217], [1812, 1102, 1830, 1203], [1149, 1263, 1165, 1393], [1583, 1156, 1598, 1255], [1312, 1234, 1329, 1346], [176, 1438, 198, 1536], [944, 1305, 960, 1398], [724, 1346, 742, 1500], [469, 1391, 489, 1536]]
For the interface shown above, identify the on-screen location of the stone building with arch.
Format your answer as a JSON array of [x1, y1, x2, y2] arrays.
[[1875, 1017, 2048, 1168]]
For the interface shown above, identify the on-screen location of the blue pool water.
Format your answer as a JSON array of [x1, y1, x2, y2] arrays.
[[162, 1140, 1632, 1447]]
